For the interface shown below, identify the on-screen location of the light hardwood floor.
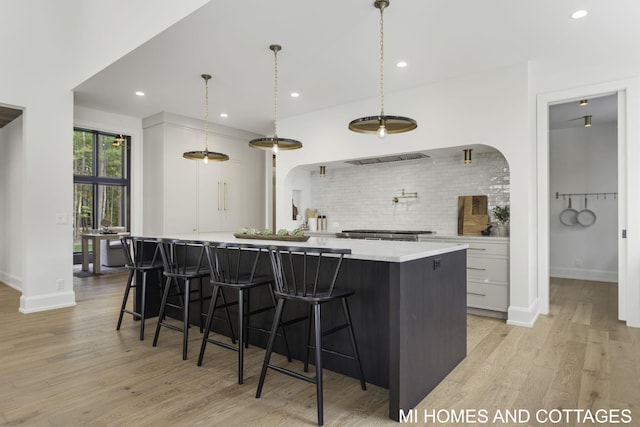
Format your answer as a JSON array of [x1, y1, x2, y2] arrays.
[[1, 273, 638, 426]]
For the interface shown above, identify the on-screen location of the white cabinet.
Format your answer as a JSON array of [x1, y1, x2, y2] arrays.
[[142, 113, 265, 235], [421, 236, 509, 318]]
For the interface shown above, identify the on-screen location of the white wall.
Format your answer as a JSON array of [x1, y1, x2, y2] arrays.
[[276, 63, 536, 326], [301, 150, 510, 234], [0, 0, 210, 313], [550, 123, 618, 282], [0, 115, 24, 291]]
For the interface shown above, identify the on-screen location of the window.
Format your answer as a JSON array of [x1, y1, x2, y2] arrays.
[[73, 129, 130, 257]]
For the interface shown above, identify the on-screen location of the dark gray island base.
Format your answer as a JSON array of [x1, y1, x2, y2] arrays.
[[139, 234, 467, 421]]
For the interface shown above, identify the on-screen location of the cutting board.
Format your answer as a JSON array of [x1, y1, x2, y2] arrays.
[[458, 195, 489, 236]]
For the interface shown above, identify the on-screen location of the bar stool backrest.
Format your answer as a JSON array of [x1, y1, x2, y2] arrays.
[[204, 242, 269, 285], [120, 236, 161, 269], [158, 239, 207, 277], [267, 246, 351, 298]]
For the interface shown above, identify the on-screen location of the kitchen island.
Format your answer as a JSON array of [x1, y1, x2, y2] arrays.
[[145, 232, 468, 421]]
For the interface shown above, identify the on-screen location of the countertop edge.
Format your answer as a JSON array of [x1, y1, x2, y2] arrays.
[[155, 232, 468, 263]]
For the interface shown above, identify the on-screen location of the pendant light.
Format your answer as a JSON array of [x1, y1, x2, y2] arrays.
[[249, 44, 302, 152], [349, 0, 417, 138], [463, 149, 472, 164], [183, 74, 229, 163]]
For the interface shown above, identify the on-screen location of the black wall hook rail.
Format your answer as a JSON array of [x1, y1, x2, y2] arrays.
[[555, 191, 618, 200]]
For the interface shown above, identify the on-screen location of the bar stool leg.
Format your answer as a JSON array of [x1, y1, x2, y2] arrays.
[[139, 271, 147, 340], [182, 279, 191, 360], [197, 285, 221, 366], [342, 299, 367, 390], [199, 278, 205, 333], [313, 303, 324, 426], [238, 288, 245, 384], [153, 276, 173, 347], [304, 305, 313, 372], [256, 298, 286, 398], [117, 269, 135, 331]]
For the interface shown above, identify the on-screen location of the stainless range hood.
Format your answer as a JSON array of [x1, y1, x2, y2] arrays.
[[345, 152, 430, 166]]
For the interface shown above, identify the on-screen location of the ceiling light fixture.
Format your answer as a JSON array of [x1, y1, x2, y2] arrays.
[[349, 0, 417, 138], [584, 115, 592, 127], [183, 74, 229, 163], [463, 149, 472, 164], [396, 61, 407, 68], [249, 44, 302, 153], [320, 165, 326, 177], [220, 113, 228, 118], [579, 99, 588, 106], [135, 91, 145, 97], [291, 92, 300, 98], [571, 10, 588, 19]]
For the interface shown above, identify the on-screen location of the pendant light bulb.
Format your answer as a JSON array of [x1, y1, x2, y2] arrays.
[[203, 153, 209, 164], [273, 141, 279, 154], [377, 124, 387, 139]]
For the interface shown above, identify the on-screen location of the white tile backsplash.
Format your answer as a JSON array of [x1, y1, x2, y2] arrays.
[[309, 151, 510, 234]]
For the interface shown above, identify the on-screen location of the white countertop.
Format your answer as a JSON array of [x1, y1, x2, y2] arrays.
[[156, 232, 467, 263], [418, 234, 510, 242]]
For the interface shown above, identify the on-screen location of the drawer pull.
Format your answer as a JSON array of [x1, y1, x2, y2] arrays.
[[467, 267, 487, 271], [469, 247, 487, 251], [467, 291, 487, 297]]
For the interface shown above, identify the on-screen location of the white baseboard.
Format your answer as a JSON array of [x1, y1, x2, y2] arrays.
[[507, 298, 540, 328], [0, 270, 22, 291], [550, 266, 617, 283], [19, 291, 76, 313]]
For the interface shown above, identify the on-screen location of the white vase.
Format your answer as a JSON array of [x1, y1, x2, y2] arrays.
[[497, 224, 510, 237]]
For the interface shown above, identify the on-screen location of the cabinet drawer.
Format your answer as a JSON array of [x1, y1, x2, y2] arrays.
[[467, 282, 508, 311], [466, 256, 508, 283], [465, 241, 508, 256]]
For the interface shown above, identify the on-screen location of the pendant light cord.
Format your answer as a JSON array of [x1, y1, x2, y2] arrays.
[[273, 48, 279, 138], [379, 3, 385, 116], [204, 75, 210, 151]]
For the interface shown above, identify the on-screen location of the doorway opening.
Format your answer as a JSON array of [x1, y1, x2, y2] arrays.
[[548, 94, 618, 285], [537, 80, 637, 325]]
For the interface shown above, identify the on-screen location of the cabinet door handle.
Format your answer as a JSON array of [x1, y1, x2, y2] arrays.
[[467, 291, 487, 297], [469, 247, 487, 251], [218, 182, 222, 211], [467, 267, 487, 271], [224, 182, 228, 211]]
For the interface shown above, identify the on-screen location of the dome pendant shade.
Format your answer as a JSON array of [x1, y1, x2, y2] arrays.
[[348, 115, 418, 134], [349, 0, 417, 137], [249, 44, 302, 152], [183, 74, 229, 163]]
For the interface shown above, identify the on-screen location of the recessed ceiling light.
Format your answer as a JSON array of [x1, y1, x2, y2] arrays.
[[396, 61, 407, 68], [135, 91, 145, 97], [290, 92, 300, 98], [220, 113, 228, 118], [571, 10, 588, 19]]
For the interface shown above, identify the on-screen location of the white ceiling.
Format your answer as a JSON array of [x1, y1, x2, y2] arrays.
[[73, 0, 640, 136]]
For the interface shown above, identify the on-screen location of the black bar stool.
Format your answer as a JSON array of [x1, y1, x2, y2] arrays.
[[256, 245, 366, 426], [198, 242, 292, 384], [153, 239, 210, 360], [116, 236, 163, 340]]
